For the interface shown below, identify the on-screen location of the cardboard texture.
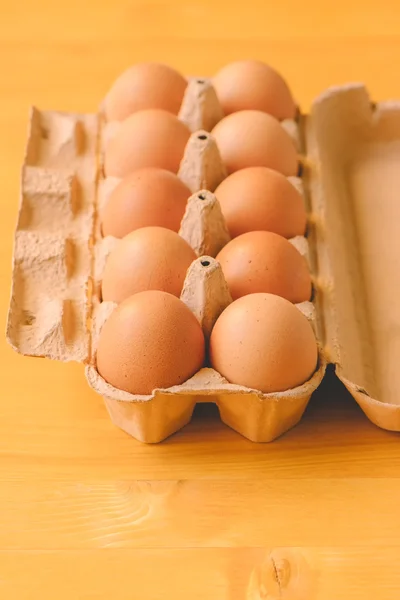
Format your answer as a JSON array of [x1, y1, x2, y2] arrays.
[[305, 83, 400, 431], [6, 76, 396, 442]]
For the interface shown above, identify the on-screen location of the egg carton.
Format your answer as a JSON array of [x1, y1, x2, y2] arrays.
[[7, 78, 400, 442]]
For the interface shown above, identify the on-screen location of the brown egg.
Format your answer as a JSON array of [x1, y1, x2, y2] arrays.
[[211, 111, 298, 175], [216, 231, 311, 303], [209, 293, 318, 393], [97, 290, 205, 395], [215, 167, 306, 239], [213, 60, 296, 120], [104, 109, 191, 177], [104, 63, 188, 121], [102, 226, 196, 303], [101, 168, 190, 238]]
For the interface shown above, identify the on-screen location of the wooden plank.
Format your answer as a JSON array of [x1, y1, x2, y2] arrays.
[[0, 548, 399, 600], [1, 478, 400, 549]]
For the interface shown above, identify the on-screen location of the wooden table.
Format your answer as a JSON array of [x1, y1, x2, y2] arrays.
[[1, 1, 400, 598]]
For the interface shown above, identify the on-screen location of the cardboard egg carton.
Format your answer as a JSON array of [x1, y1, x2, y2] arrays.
[[7, 77, 399, 442]]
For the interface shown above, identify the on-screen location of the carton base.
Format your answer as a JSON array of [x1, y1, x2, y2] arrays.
[[103, 393, 196, 444], [337, 368, 400, 432], [88, 361, 326, 444]]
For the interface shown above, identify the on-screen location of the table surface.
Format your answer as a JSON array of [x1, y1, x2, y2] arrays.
[[1, 1, 400, 598]]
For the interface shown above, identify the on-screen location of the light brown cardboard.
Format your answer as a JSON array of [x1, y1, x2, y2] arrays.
[[7, 108, 98, 362], [8, 76, 395, 443], [305, 83, 400, 430], [179, 191, 231, 258], [178, 77, 224, 133]]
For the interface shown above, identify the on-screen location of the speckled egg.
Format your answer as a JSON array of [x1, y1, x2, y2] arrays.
[[209, 293, 318, 393], [214, 167, 306, 239], [216, 230, 311, 303], [211, 110, 298, 175], [213, 60, 296, 120], [101, 168, 190, 238], [104, 109, 191, 177], [96, 290, 205, 395], [102, 226, 197, 303], [104, 63, 187, 121]]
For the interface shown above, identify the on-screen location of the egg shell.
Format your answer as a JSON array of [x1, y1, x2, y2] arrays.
[[102, 226, 197, 303], [104, 109, 191, 177], [104, 63, 188, 121], [213, 60, 296, 120], [216, 230, 312, 303], [211, 110, 298, 175], [214, 167, 307, 239], [101, 168, 191, 238], [209, 293, 318, 393], [96, 290, 205, 395]]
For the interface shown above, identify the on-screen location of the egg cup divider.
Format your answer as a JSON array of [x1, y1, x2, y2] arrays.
[[7, 78, 399, 442]]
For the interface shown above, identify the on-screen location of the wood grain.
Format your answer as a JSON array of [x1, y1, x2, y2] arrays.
[[1, 548, 400, 600], [1, 476, 400, 549], [1, 1, 400, 598]]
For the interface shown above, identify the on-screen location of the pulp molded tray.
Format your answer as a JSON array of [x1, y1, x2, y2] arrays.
[[7, 78, 399, 442]]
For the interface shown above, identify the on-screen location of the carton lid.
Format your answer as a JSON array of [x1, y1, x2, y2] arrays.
[[6, 108, 98, 362], [305, 83, 400, 425]]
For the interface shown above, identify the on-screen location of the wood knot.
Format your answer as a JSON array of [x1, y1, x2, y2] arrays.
[[272, 557, 291, 589], [247, 549, 316, 600]]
